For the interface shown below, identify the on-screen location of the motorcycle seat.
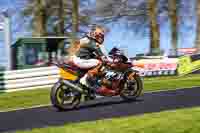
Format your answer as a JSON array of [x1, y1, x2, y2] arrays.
[[63, 63, 89, 72]]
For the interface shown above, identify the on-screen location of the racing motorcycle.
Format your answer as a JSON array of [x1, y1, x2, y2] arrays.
[[50, 47, 143, 110]]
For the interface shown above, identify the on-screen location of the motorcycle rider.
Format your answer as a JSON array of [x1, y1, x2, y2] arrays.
[[68, 25, 109, 89]]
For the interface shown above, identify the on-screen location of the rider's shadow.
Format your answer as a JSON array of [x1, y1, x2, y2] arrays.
[[57, 97, 144, 112]]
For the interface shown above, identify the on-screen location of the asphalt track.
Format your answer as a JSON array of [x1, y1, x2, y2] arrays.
[[1, 87, 200, 133]]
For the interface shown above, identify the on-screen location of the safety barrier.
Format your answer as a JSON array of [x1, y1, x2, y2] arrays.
[[0, 66, 60, 91], [0, 54, 200, 92]]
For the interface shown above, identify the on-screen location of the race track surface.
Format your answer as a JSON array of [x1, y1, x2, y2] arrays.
[[0, 87, 200, 133]]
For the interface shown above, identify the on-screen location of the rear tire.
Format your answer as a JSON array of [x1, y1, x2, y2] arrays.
[[50, 79, 81, 111], [120, 73, 143, 101]]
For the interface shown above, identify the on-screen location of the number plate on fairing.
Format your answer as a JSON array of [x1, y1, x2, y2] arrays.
[[104, 70, 124, 80]]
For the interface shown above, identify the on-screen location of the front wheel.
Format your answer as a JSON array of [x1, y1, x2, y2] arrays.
[[50, 79, 81, 111], [120, 72, 143, 101]]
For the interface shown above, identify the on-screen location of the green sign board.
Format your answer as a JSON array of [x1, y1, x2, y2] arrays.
[[178, 54, 200, 76]]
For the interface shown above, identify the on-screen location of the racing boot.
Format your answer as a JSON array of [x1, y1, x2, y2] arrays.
[[80, 74, 96, 100], [80, 74, 91, 88]]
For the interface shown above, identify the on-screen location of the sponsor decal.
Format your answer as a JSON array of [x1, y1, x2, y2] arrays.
[[132, 54, 200, 76], [178, 54, 200, 76], [132, 57, 178, 76], [178, 48, 197, 54]]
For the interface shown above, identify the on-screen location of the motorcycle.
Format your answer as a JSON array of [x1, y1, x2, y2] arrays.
[[50, 47, 143, 110]]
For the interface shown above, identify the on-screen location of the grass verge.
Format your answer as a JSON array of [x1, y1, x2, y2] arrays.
[[0, 88, 50, 111], [0, 74, 200, 111], [16, 107, 200, 133], [144, 74, 200, 91]]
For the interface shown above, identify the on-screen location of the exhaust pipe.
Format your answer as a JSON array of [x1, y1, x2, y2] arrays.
[[62, 80, 85, 94]]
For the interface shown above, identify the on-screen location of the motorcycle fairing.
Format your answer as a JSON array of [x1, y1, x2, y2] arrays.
[[59, 68, 79, 81], [59, 64, 87, 81]]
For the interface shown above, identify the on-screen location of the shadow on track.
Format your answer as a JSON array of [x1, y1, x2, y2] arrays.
[[56, 98, 144, 112]]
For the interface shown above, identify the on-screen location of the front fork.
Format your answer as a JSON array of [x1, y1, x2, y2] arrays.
[[61, 78, 96, 101]]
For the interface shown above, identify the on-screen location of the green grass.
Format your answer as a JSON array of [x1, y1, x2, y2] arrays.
[[16, 107, 200, 133], [0, 74, 200, 111], [0, 88, 50, 111], [144, 74, 200, 91]]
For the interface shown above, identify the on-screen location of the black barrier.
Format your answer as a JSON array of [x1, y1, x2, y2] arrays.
[[0, 71, 5, 91], [191, 54, 200, 62], [140, 70, 178, 77], [192, 70, 200, 74]]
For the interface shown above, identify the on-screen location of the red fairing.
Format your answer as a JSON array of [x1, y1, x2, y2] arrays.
[[109, 62, 132, 70], [97, 80, 121, 96], [96, 86, 117, 96]]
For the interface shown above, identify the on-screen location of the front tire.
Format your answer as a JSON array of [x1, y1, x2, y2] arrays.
[[50, 79, 81, 111], [120, 73, 143, 101]]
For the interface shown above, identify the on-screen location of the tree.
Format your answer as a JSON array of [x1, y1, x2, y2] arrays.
[[22, 0, 91, 36], [96, 0, 162, 55], [22, 0, 49, 36], [195, 0, 200, 53], [147, 0, 160, 55], [168, 0, 178, 56], [55, 0, 65, 52], [96, 0, 146, 24], [72, 0, 79, 40], [56, 0, 65, 36]]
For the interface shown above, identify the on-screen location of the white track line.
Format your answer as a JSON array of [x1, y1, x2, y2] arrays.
[[143, 86, 200, 94], [0, 85, 52, 93], [0, 104, 51, 113], [0, 86, 199, 113]]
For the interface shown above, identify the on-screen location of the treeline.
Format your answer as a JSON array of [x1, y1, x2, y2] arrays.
[[21, 0, 200, 55]]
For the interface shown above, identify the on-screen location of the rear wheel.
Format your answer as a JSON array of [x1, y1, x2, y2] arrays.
[[50, 80, 81, 111], [120, 72, 143, 101]]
